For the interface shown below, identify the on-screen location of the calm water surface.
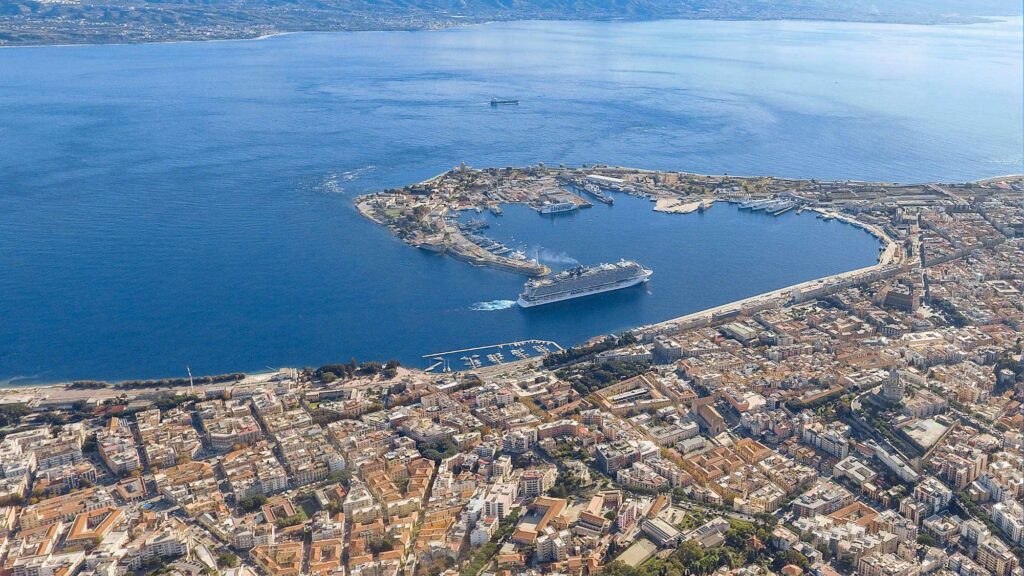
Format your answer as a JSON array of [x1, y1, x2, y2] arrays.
[[0, 18, 1021, 383]]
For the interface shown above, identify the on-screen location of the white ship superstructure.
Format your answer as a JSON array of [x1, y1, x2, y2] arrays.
[[517, 260, 652, 307], [539, 201, 578, 214]]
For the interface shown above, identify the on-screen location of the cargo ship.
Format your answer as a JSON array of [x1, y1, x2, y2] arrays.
[[517, 260, 652, 307]]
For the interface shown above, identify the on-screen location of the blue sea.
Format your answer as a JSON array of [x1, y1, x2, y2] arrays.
[[0, 18, 1021, 383]]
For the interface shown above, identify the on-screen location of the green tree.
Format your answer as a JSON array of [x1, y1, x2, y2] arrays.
[[0, 403, 31, 427], [217, 552, 240, 568], [368, 535, 395, 554], [238, 495, 267, 512]]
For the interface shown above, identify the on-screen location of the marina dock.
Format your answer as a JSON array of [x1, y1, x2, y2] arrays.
[[423, 339, 563, 372]]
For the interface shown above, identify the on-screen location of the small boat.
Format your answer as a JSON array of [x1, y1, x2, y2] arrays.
[[459, 218, 489, 232], [490, 98, 519, 106]]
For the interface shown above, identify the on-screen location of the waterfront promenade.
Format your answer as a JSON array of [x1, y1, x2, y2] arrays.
[[635, 208, 904, 339]]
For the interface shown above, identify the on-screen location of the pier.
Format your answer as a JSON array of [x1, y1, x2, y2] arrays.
[[422, 339, 563, 372]]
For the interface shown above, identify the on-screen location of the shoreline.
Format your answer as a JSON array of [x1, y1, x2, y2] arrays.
[[0, 164, 944, 392], [630, 200, 902, 335], [0, 14, 1016, 50], [0, 31, 296, 50]]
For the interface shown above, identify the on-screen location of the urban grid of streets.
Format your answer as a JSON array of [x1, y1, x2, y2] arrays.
[[0, 169, 1022, 576]]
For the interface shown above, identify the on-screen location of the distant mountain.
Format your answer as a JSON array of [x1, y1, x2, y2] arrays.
[[1, 0, 1020, 45]]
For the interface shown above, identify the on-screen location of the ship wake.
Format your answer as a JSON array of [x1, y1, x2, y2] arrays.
[[470, 300, 516, 311], [316, 165, 376, 195]]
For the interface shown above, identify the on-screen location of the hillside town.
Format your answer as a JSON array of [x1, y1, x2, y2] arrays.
[[0, 171, 1022, 576]]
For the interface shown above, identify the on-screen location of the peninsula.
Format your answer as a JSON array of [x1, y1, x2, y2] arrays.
[[356, 164, 907, 279]]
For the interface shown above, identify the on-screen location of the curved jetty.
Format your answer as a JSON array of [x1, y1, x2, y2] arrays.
[[354, 163, 905, 278]]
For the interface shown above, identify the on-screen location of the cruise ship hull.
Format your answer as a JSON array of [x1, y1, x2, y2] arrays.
[[540, 204, 577, 215], [517, 273, 650, 308]]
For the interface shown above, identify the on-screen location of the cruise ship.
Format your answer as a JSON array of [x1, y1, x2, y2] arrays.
[[539, 201, 578, 214], [517, 260, 652, 307]]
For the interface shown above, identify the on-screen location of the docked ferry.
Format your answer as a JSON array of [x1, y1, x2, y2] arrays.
[[539, 201, 578, 214]]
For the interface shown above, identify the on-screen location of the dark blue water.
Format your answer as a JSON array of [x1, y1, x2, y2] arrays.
[[457, 197, 881, 317], [0, 18, 1020, 383]]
